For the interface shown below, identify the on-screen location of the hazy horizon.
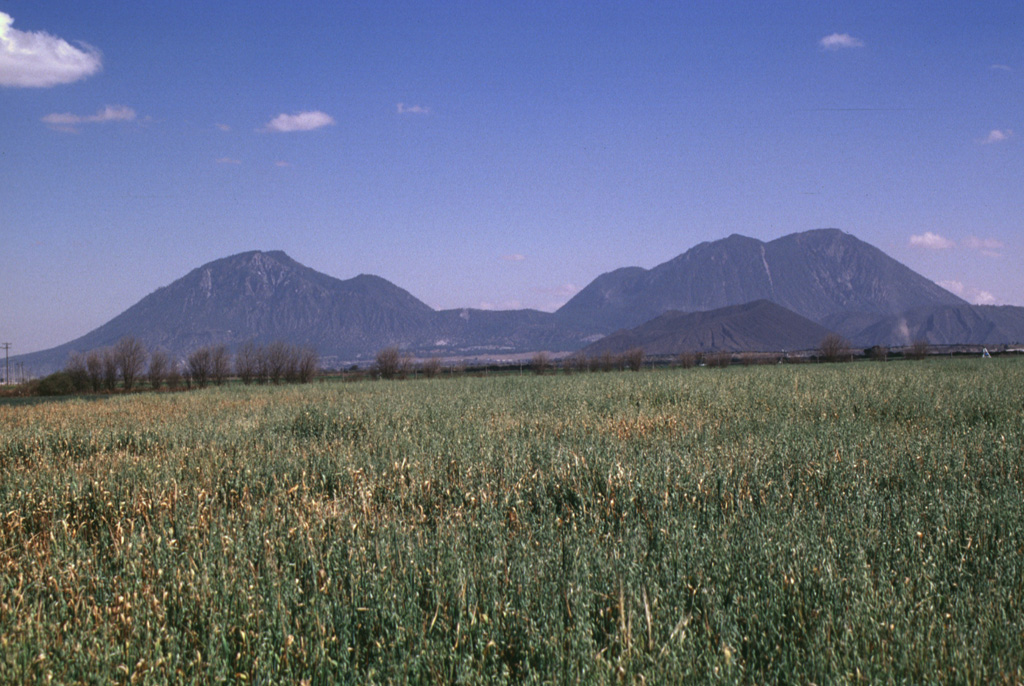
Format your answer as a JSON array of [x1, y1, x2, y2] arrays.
[[3, 2, 1021, 355]]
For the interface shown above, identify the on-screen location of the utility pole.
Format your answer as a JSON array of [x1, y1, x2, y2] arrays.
[[1, 343, 9, 385]]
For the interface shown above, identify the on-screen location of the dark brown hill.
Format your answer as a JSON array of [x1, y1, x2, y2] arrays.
[[581, 300, 833, 356]]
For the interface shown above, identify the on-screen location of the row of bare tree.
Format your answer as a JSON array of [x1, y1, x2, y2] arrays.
[[65, 337, 318, 392], [538, 348, 647, 374], [374, 347, 445, 380]]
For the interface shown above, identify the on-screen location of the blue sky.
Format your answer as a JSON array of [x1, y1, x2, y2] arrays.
[[2, 1, 1021, 354]]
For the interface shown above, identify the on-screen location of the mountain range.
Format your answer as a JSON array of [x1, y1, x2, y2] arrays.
[[12, 229, 1024, 375]]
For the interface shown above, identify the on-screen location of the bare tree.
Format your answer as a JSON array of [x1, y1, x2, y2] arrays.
[[148, 349, 169, 390], [677, 351, 697, 369], [868, 345, 889, 362], [908, 339, 930, 361], [562, 352, 587, 374], [113, 337, 148, 392], [187, 347, 212, 388], [210, 344, 232, 385], [624, 348, 645, 372], [819, 333, 851, 363], [705, 351, 732, 368], [265, 341, 290, 384], [375, 346, 402, 380], [235, 341, 260, 384], [531, 351, 550, 375], [283, 346, 302, 383], [101, 348, 119, 392], [85, 350, 104, 392], [296, 347, 319, 383], [166, 359, 181, 390], [421, 357, 442, 379], [255, 345, 270, 384]]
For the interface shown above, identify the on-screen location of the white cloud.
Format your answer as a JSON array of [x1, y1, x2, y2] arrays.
[[974, 290, 996, 305], [216, 157, 241, 165], [478, 300, 523, 311], [274, 160, 292, 167], [501, 253, 526, 262], [909, 232, 954, 250], [0, 12, 102, 87], [397, 103, 430, 115], [215, 123, 231, 132], [990, 64, 1013, 72], [819, 33, 864, 50], [938, 280, 998, 305], [938, 280, 965, 296], [41, 104, 136, 132], [264, 110, 334, 132], [964, 236, 1004, 257], [982, 129, 1012, 144]]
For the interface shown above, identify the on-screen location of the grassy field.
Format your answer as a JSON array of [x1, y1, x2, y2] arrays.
[[1, 359, 1022, 683]]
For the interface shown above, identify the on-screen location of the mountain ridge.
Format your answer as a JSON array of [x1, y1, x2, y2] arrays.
[[555, 228, 968, 332], [9, 229, 1023, 376]]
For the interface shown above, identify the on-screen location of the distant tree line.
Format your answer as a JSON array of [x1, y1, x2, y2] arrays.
[[30, 337, 318, 396]]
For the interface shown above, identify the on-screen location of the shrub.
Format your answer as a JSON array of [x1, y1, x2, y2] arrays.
[[36, 371, 77, 396], [64, 353, 91, 392]]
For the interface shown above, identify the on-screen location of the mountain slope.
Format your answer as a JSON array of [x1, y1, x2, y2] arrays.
[[581, 300, 833, 356], [14, 251, 440, 372], [836, 304, 1024, 347], [557, 229, 967, 332]]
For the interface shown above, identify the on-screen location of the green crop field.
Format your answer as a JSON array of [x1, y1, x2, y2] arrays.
[[1, 359, 1022, 683]]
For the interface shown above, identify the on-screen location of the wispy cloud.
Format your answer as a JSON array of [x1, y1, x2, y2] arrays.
[[538, 283, 580, 298], [990, 64, 1013, 72], [478, 300, 523, 311], [41, 105, 136, 132], [963, 236, 1004, 257], [939, 280, 998, 305], [501, 253, 526, 262], [215, 123, 231, 132], [982, 129, 1012, 144], [274, 161, 292, 167], [819, 33, 864, 50], [264, 110, 334, 132], [216, 157, 241, 165], [909, 232, 954, 250], [397, 103, 430, 115], [0, 11, 102, 87], [939, 280, 965, 296]]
